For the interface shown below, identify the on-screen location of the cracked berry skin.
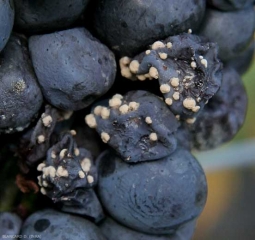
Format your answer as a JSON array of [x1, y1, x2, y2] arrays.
[[20, 209, 107, 240], [188, 66, 248, 150], [100, 217, 197, 240], [0, 0, 14, 52], [207, 0, 254, 11], [0, 212, 22, 237], [37, 133, 104, 222], [93, 0, 206, 56], [97, 149, 207, 235], [0, 34, 43, 134], [86, 91, 180, 163], [29, 27, 116, 111], [121, 34, 222, 120], [198, 7, 255, 62], [14, 0, 90, 34]]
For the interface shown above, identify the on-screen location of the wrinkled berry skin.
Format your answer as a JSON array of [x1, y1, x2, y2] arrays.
[[20, 209, 107, 240], [29, 28, 116, 111], [100, 217, 197, 240], [0, 212, 22, 237], [188, 66, 248, 150], [93, 0, 206, 56], [97, 149, 207, 235], [207, 0, 254, 11], [0, 34, 43, 134], [14, 0, 90, 33], [0, 0, 14, 52], [199, 7, 255, 62]]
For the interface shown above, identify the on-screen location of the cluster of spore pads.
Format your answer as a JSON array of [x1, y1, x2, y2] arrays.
[[0, 0, 253, 239]]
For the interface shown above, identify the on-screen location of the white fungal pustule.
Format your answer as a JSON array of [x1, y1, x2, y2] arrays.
[[40, 187, 47, 195], [170, 77, 179, 87], [160, 84, 171, 93], [41, 115, 53, 127], [165, 98, 173, 106], [37, 176, 42, 186], [137, 75, 147, 81], [188, 29, 192, 34], [42, 166, 56, 178], [37, 135, 45, 144], [128, 102, 140, 111], [37, 163, 46, 171], [81, 158, 91, 172], [121, 67, 133, 79], [149, 67, 159, 79], [186, 118, 197, 124], [190, 61, 197, 69], [101, 107, 110, 119], [87, 175, 94, 184], [112, 94, 123, 100], [61, 111, 73, 120], [175, 115, 180, 120], [199, 56, 204, 59], [145, 50, 151, 55], [70, 130, 76, 136], [42, 181, 48, 187], [151, 41, 165, 50], [101, 132, 110, 143], [93, 106, 103, 116], [78, 171, 85, 179], [109, 97, 122, 108], [59, 149, 68, 159], [159, 52, 168, 60], [192, 106, 201, 113], [120, 57, 132, 79], [56, 166, 69, 177], [145, 116, 152, 124], [119, 104, 129, 114], [183, 97, 196, 110], [74, 148, 80, 156], [166, 42, 173, 49], [119, 56, 131, 68], [149, 132, 158, 141], [201, 59, 208, 68], [196, 97, 201, 102], [173, 92, 180, 100], [51, 151, 56, 159], [129, 60, 140, 73], [85, 114, 97, 128]]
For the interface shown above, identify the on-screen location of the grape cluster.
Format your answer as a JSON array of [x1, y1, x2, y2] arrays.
[[0, 0, 254, 239]]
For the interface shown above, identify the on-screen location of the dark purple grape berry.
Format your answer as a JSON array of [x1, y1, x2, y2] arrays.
[[0, 212, 22, 237], [207, 0, 254, 11]]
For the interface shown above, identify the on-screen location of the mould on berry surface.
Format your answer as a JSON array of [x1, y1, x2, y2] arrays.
[[37, 133, 104, 222], [120, 33, 222, 120], [85, 91, 180, 163], [0, 34, 43, 134], [29, 27, 116, 111]]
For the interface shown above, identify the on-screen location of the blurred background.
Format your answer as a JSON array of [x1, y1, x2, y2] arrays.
[[194, 60, 255, 239]]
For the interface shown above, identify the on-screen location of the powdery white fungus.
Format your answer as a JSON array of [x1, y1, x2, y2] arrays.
[[160, 84, 171, 93], [79, 171, 85, 179], [165, 98, 173, 106], [173, 92, 180, 100], [101, 107, 110, 119], [87, 175, 94, 184], [42, 115, 53, 127], [40, 187, 47, 195], [186, 118, 197, 124], [197, 97, 201, 102], [120, 57, 132, 79], [145, 50, 151, 55], [199, 56, 204, 59], [159, 52, 168, 60], [74, 148, 80, 156], [129, 60, 140, 73], [183, 97, 196, 110], [47, 166, 56, 178], [166, 42, 173, 49], [151, 41, 165, 50], [37, 176, 42, 186], [61, 111, 73, 120], [121, 67, 133, 79], [170, 77, 180, 87], [120, 56, 131, 67], [37, 135, 45, 144], [56, 166, 69, 177], [112, 94, 123, 100], [191, 61, 197, 69], [129, 102, 140, 111], [201, 59, 208, 68], [81, 158, 91, 172], [51, 151, 56, 159], [149, 133, 158, 141], [175, 115, 180, 120], [85, 114, 97, 128], [101, 132, 110, 143], [59, 149, 68, 159], [188, 29, 192, 34], [109, 98, 122, 108], [94, 106, 103, 116], [137, 75, 146, 81], [119, 104, 129, 114], [70, 130, 76, 136], [37, 163, 46, 171], [192, 106, 201, 113], [145, 117, 152, 124], [149, 67, 159, 79], [42, 181, 48, 187]]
